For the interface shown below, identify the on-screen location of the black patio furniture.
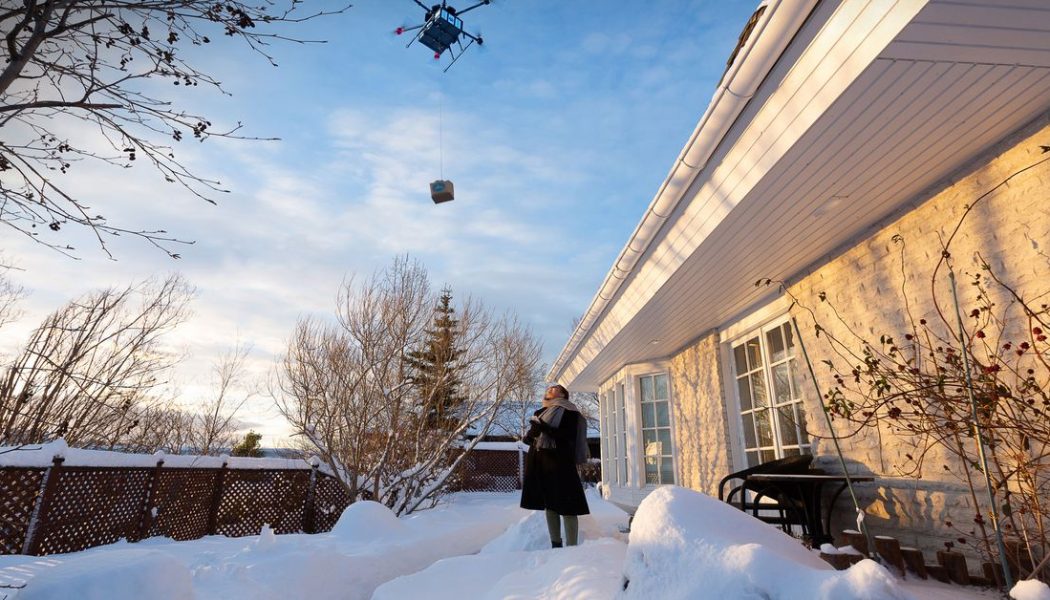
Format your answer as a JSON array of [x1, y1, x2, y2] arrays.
[[718, 455, 873, 545]]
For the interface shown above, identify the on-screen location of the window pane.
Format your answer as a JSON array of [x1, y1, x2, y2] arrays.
[[782, 446, 801, 457], [784, 322, 795, 351], [755, 408, 773, 447], [733, 344, 748, 376], [789, 360, 805, 399], [658, 429, 672, 455], [622, 429, 628, 476], [655, 374, 669, 400], [645, 459, 658, 484], [640, 375, 654, 403], [746, 450, 759, 467], [656, 402, 670, 427], [660, 460, 675, 485], [772, 363, 791, 405], [737, 377, 753, 411], [642, 403, 656, 428], [777, 405, 798, 446], [766, 327, 786, 363], [750, 372, 768, 408], [746, 337, 763, 369], [797, 405, 809, 444], [643, 430, 658, 455], [741, 412, 756, 449], [760, 449, 777, 463]]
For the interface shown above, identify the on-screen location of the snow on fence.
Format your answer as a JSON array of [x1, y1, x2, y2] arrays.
[[0, 443, 351, 556]]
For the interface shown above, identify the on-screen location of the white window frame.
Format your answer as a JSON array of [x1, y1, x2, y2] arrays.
[[597, 361, 677, 491], [721, 306, 812, 470], [613, 382, 621, 485], [637, 371, 676, 486], [599, 389, 611, 487], [601, 387, 622, 486]]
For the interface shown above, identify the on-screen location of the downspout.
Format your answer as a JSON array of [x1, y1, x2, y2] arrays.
[[550, 0, 819, 384]]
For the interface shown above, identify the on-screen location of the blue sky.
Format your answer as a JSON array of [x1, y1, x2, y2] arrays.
[[1, 0, 758, 443]]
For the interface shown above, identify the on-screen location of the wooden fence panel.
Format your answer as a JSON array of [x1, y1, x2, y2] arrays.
[[0, 449, 527, 556], [0, 467, 44, 554], [32, 467, 152, 555], [311, 473, 352, 534], [216, 470, 312, 537], [453, 450, 522, 492], [148, 469, 221, 541]]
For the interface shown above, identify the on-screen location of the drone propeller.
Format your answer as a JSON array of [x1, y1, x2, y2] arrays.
[[462, 28, 484, 48]]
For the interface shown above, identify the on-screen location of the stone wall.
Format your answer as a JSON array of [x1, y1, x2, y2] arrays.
[[786, 114, 1050, 556], [667, 332, 732, 497], [666, 113, 1050, 557]]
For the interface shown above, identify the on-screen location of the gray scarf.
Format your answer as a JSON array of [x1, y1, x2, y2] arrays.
[[536, 403, 590, 465]]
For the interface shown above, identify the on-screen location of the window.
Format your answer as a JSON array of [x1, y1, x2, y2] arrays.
[[638, 373, 674, 485], [602, 388, 621, 486], [618, 382, 628, 485], [732, 320, 810, 467], [599, 390, 610, 485]]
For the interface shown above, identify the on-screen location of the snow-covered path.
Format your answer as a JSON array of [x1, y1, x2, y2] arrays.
[[0, 486, 1039, 600]]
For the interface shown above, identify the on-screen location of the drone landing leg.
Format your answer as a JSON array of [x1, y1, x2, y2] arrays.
[[405, 25, 426, 49], [442, 39, 474, 72]]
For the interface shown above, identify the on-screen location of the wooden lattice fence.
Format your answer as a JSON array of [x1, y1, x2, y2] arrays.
[[0, 446, 596, 557], [450, 449, 523, 492], [0, 458, 352, 557], [447, 446, 602, 492]]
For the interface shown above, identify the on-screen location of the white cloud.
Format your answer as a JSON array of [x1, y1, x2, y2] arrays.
[[0, 101, 610, 445]]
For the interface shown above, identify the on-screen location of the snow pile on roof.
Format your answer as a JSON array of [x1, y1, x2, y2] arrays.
[[481, 488, 627, 553], [17, 549, 193, 600], [468, 441, 528, 451], [1012, 580, 1050, 600], [622, 486, 909, 600], [0, 439, 322, 472]]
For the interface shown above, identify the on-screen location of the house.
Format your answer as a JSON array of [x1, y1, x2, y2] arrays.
[[550, 0, 1050, 556]]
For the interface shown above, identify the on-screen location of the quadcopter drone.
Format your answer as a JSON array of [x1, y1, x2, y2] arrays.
[[396, 1, 490, 72]]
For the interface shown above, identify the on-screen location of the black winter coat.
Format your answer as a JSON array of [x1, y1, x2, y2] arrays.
[[519, 408, 590, 516]]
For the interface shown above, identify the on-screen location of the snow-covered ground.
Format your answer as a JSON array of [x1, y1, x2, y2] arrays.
[[0, 485, 1044, 600]]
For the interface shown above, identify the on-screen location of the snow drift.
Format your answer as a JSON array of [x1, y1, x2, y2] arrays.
[[18, 549, 194, 600], [481, 488, 628, 553], [620, 486, 910, 600], [330, 500, 407, 541], [1012, 580, 1050, 600]]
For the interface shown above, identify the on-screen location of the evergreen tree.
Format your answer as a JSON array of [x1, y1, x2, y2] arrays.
[[231, 430, 264, 458], [406, 288, 466, 431]]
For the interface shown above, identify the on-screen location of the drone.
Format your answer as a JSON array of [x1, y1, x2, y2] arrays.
[[397, 1, 490, 72]]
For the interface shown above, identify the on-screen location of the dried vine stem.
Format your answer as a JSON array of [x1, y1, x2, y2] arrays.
[[759, 145, 1050, 577]]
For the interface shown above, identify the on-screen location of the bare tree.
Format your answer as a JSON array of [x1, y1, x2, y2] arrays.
[[184, 343, 253, 455], [492, 357, 543, 440], [0, 273, 192, 446], [275, 256, 543, 514], [0, 262, 24, 331], [571, 391, 599, 431], [0, 1, 347, 257]]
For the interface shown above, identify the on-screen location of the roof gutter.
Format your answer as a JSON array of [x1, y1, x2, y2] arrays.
[[549, 0, 819, 384]]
